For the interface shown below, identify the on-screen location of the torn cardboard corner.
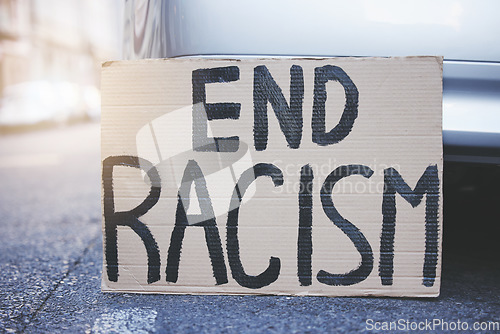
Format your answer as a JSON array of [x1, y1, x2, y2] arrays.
[[101, 56, 443, 297]]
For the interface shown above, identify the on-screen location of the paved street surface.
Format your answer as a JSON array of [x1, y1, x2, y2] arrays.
[[0, 123, 499, 333]]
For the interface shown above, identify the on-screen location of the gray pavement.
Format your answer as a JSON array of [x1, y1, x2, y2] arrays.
[[0, 123, 499, 333]]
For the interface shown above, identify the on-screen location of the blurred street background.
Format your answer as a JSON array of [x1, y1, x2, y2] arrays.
[[0, 1, 499, 333], [0, 0, 121, 131]]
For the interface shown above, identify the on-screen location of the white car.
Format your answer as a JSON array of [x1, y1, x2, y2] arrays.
[[122, 0, 500, 164]]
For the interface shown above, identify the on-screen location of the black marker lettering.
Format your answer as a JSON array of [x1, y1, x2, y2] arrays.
[[166, 160, 228, 285], [318, 165, 374, 286], [312, 65, 358, 146], [192, 66, 241, 152], [102, 156, 161, 284], [380, 165, 440, 287], [227, 163, 283, 288], [298, 164, 313, 286], [253, 65, 304, 151]]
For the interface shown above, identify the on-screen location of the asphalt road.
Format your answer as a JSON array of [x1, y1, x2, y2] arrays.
[[0, 123, 499, 333]]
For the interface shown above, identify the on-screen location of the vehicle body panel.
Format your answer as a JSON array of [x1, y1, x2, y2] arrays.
[[122, 0, 500, 163]]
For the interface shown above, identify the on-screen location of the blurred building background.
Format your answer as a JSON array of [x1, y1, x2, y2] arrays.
[[0, 0, 122, 129]]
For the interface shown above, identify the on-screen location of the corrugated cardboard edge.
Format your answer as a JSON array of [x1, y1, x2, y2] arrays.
[[101, 55, 444, 67], [101, 281, 441, 298]]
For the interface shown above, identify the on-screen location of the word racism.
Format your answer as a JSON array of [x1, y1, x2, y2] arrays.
[[102, 58, 442, 295]]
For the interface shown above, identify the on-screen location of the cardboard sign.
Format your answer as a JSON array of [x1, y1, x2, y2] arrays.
[[101, 57, 443, 297]]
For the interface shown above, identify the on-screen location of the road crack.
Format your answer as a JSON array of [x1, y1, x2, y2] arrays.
[[20, 233, 101, 332]]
